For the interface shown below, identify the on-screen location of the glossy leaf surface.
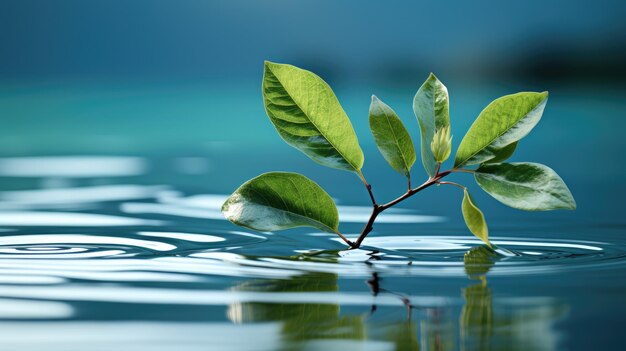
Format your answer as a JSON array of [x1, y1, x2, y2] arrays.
[[413, 73, 450, 176], [455, 92, 548, 167], [369, 95, 416, 177], [475, 162, 576, 211], [262, 61, 364, 172], [222, 172, 339, 233]]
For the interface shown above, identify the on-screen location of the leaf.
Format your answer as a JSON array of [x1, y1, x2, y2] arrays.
[[474, 162, 576, 211], [368, 95, 416, 177], [461, 278, 493, 344], [464, 246, 497, 277], [262, 61, 364, 172], [413, 73, 450, 177], [232, 273, 366, 341], [221, 172, 339, 233], [482, 141, 517, 164], [462, 189, 490, 246], [454, 92, 548, 167]]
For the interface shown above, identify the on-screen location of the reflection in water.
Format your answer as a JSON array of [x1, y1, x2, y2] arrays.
[[0, 299, 73, 319], [223, 248, 567, 351], [0, 161, 610, 350], [229, 273, 366, 349], [461, 247, 496, 351], [121, 193, 445, 224], [0, 211, 162, 227], [0, 156, 147, 177], [460, 246, 568, 351], [0, 185, 168, 209], [0, 321, 282, 351]]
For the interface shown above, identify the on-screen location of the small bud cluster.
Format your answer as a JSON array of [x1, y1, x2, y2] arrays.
[[431, 126, 452, 163]]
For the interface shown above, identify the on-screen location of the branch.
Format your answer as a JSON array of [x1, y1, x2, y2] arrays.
[[351, 170, 453, 249], [437, 180, 466, 190], [357, 171, 377, 206], [335, 231, 355, 247]]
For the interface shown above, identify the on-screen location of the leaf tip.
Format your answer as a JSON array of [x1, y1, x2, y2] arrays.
[[263, 60, 280, 71], [220, 196, 230, 214], [567, 198, 577, 210], [371, 94, 379, 103]]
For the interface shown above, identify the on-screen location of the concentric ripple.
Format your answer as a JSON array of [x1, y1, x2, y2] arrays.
[[0, 231, 266, 260], [181, 235, 626, 278], [0, 234, 176, 259]]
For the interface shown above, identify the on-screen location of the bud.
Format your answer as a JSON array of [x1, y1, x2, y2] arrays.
[[431, 126, 452, 163]]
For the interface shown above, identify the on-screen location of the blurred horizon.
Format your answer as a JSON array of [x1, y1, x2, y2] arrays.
[[1, 0, 625, 86], [1, 0, 625, 191]]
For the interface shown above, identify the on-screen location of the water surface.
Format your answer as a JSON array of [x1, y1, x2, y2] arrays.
[[0, 84, 625, 350]]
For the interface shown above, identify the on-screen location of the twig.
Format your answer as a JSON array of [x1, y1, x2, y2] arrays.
[[350, 170, 453, 248], [437, 181, 466, 190], [357, 171, 377, 206]]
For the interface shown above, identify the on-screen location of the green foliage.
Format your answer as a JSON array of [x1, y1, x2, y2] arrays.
[[464, 246, 497, 277], [475, 162, 576, 211], [262, 61, 364, 173], [223, 62, 576, 249], [413, 73, 450, 177], [368, 95, 416, 177], [222, 172, 339, 233], [483, 141, 517, 164], [455, 92, 548, 167], [462, 189, 490, 247], [229, 273, 366, 343]]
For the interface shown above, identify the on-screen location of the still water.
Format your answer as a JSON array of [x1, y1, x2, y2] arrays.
[[0, 83, 625, 350]]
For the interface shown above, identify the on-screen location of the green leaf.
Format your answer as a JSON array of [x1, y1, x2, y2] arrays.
[[462, 189, 490, 246], [222, 172, 339, 233], [482, 141, 517, 164], [368, 95, 416, 177], [413, 73, 450, 177], [460, 277, 493, 344], [475, 162, 576, 211], [454, 92, 548, 168], [262, 61, 364, 172], [464, 246, 497, 277]]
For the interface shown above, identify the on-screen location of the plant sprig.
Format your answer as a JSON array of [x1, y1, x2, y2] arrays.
[[221, 61, 576, 249]]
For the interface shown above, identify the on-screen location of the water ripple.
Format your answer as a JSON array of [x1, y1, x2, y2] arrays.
[[121, 193, 445, 224], [0, 211, 162, 227]]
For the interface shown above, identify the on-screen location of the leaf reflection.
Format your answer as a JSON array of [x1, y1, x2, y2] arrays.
[[225, 247, 568, 351], [228, 272, 365, 348]]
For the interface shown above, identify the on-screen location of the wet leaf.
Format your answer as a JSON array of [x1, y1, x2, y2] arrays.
[[413, 73, 450, 176], [455, 92, 548, 167], [475, 162, 576, 211], [462, 189, 490, 246], [222, 172, 339, 233], [262, 61, 364, 172], [369, 95, 416, 177]]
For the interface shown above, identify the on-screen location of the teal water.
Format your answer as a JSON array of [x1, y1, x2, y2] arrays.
[[0, 82, 625, 350]]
